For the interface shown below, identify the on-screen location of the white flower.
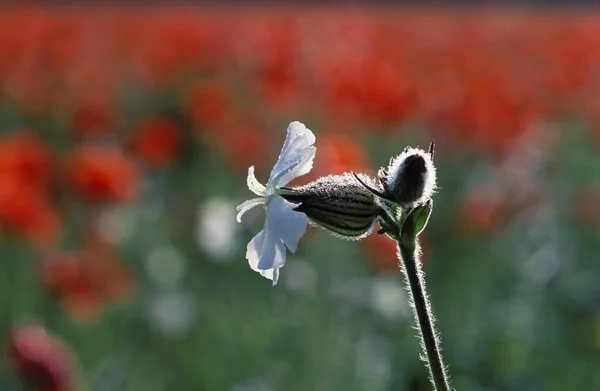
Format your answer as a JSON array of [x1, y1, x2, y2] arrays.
[[236, 121, 316, 285]]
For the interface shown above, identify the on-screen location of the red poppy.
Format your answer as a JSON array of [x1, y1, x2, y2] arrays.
[[0, 133, 60, 246], [187, 79, 232, 128], [40, 249, 134, 323], [207, 112, 268, 174], [0, 132, 53, 194], [129, 116, 182, 168], [316, 133, 371, 175], [304, 132, 373, 186], [68, 145, 139, 204], [70, 96, 114, 137], [0, 180, 61, 247]]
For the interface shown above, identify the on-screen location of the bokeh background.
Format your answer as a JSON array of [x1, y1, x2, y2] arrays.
[[1, 4, 600, 391]]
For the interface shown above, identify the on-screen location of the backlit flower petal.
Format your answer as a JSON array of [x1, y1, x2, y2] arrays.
[[247, 166, 266, 196], [260, 268, 277, 284], [266, 196, 307, 253], [268, 122, 316, 187], [246, 229, 266, 272], [238, 121, 317, 285], [278, 122, 316, 161], [256, 223, 287, 271], [236, 197, 265, 223], [246, 224, 286, 285]]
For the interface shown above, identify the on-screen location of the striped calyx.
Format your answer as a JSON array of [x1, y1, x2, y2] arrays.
[[277, 173, 379, 240]]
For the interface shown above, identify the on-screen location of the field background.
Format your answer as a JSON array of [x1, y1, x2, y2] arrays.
[[1, 5, 600, 391]]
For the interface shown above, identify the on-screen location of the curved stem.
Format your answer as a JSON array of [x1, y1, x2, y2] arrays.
[[398, 242, 451, 391]]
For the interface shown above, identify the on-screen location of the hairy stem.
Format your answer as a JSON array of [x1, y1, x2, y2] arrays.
[[398, 242, 451, 391]]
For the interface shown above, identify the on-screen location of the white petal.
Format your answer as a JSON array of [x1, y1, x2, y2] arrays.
[[247, 166, 266, 196], [254, 266, 279, 285], [266, 196, 308, 253], [236, 197, 265, 223], [257, 221, 287, 271], [246, 229, 266, 272], [245, 223, 286, 285], [268, 122, 316, 187], [279, 122, 316, 158], [271, 268, 280, 286]]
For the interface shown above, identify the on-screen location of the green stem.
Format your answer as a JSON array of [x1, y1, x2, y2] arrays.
[[398, 242, 451, 391]]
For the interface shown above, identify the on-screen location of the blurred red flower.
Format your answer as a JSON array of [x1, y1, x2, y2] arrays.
[[68, 145, 139, 204], [130, 15, 227, 88], [187, 79, 232, 128], [0, 132, 54, 193], [0, 181, 61, 247], [129, 116, 182, 168], [207, 112, 268, 173], [356, 59, 417, 126], [255, 28, 301, 114], [40, 249, 134, 323], [303, 132, 373, 186], [316, 133, 371, 175], [0, 132, 60, 246], [7, 324, 76, 391], [70, 96, 114, 137]]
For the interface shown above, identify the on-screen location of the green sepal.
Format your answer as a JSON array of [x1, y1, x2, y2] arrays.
[[400, 199, 433, 248]]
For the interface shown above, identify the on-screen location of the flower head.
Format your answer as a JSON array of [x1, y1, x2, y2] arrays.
[[236, 122, 316, 285]]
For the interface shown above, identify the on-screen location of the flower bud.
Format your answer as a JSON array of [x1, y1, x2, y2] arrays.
[[277, 172, 379, 240], [353, 142, 436, 207], [380, 142, 436, 205]]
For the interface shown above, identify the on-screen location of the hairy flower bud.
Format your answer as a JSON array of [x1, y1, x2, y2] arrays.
[[353, 142, 436, 207], [278, 172, 379, 240]]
